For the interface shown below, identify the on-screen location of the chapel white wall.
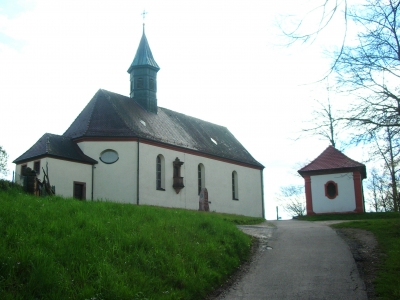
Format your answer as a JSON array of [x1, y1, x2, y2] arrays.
[[310, 172, 356, 213], [15, 158, 92, 199], [14, 141, 263, 217], [138, 143, 264, 218], [77, 141, 137, 204]]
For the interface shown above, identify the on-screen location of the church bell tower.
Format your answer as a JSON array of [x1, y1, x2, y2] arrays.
[[127, 24, 160, 113]]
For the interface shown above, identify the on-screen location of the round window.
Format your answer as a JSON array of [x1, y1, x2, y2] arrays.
[[100, 149, 119, 164]]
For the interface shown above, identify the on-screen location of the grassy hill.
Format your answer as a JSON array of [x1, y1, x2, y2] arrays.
[[0, 185, 264, 300]]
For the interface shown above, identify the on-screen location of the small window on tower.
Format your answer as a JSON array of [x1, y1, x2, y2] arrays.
[[149, 78, 154, 90], [137, 78, 144, 88]]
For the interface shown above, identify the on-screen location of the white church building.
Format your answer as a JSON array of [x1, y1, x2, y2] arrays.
[[13, 26, 265, 218]]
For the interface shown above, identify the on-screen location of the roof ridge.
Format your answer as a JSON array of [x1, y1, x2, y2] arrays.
[[298, 145, 366, 178], [82, 90, 103, 137], [325, 145, 365, 165], [159, 107, 228, 129], [63, 90, 101, 137], [100, 89, 138, 134]]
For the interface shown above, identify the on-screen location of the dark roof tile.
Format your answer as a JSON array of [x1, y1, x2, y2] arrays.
[[13, 133, 97, 165], [127, 28, 159, 72], [63, 89, 263, 168], [298, 145, 366, 178]]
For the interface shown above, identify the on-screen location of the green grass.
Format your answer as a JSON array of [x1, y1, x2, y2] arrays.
[[298, 212, 400, 300], [297, 212, 400, 221], [0, 187, 263, 300]]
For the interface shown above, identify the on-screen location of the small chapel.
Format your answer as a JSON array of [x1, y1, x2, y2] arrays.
[[13, 26, 265, 218], [298, 146, 366, 215]]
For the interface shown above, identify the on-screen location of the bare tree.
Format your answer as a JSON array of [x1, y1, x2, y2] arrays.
[[279, 0, 348, 47], [281, 1, 400, 131], [276, 185, 306, 217], [366, 167, 395, 211], [0, 146, 8, 178], [334, 0, 400, 131], [278, 0, 349, 78], [367, 167, 397, 211], [299, 93, 341, 148], [368, 127, 400, 211], [366, 168, 381, 211], [282, 1, 400, 212]]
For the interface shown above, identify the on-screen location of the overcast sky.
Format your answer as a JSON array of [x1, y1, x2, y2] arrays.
[[0, 0, 367, 219]]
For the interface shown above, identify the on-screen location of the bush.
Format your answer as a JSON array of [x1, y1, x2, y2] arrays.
[[0, 179, 23, 192]]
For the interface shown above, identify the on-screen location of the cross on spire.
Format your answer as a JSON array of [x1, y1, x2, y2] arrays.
[[141, 10, 148, 21]]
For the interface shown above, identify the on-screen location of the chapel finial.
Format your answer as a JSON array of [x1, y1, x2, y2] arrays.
[[141, 10, 148, 33], [141, 10, 148, 21]]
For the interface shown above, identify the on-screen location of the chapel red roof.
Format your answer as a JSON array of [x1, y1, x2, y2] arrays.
[[298, 145, 366, 178]]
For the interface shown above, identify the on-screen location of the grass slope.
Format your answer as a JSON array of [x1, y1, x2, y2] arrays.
[[299, 213, 400, 300], [0, 188, 264, 300]]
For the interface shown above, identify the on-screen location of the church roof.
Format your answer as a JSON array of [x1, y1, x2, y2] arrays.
[[298, 145, 366, 178], [63, 89, 263, 168], [127, 26, 159, 73], [13, 133, 97, 165]]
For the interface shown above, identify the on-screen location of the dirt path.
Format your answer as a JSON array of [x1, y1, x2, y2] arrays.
[[334, 227, 379, 299]]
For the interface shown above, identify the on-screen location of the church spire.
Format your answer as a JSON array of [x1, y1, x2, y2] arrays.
[[128, 22, 160, 114]]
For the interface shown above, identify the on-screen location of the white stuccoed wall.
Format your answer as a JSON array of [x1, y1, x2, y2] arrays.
[[15, 141, 264, 217], [43, 158, 93, 199], [138, 143, 264, 218], [77, 141, 137, 204], [15, 158, 93, 199], [311, 172, 356, 213]]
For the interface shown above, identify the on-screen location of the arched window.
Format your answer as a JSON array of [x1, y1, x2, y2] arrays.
[[156, 155, 165, 191], [198, 164, 205, 194], [325, 181, 338, 199], [232, 171, 238, 200]]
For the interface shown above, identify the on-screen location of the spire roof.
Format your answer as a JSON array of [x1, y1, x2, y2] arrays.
[[127, 25, 159, 73], [298, 145, 366, 178]]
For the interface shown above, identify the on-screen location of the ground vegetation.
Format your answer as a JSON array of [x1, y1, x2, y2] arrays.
[[0, 186, 263, 300]]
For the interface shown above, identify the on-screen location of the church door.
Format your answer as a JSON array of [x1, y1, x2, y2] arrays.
[[73, 182, 86, 200], [199, 188, 209, 212]]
